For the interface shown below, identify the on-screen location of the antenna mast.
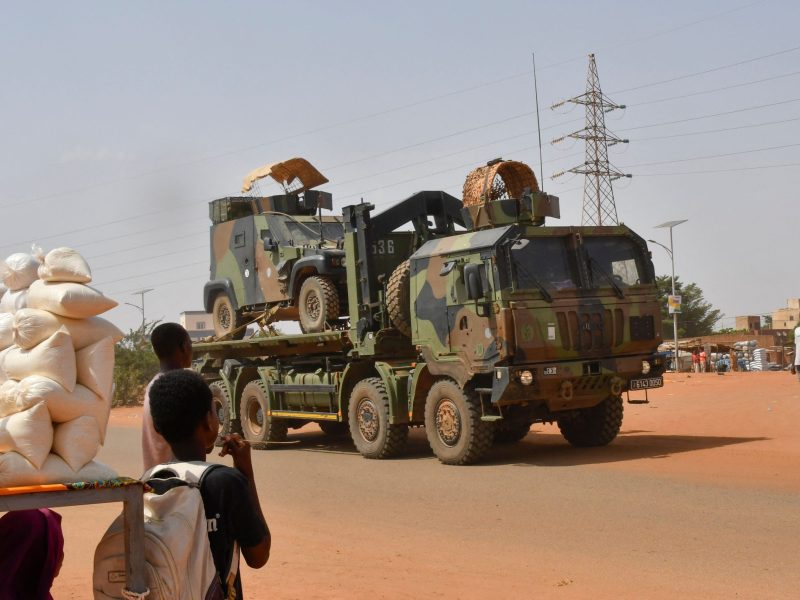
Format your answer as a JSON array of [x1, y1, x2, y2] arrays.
[[532, 52, 545, 192], [551, 54, 630, 225]]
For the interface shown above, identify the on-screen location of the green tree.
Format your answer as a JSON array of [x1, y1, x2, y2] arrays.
[[113, 321, 160, 407], [655, 276, 721, 338]]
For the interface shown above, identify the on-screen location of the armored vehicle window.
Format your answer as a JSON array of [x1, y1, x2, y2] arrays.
[[266, 215, 344, 245], [583, 237, 651, 287], [511, 238, 578, 292]]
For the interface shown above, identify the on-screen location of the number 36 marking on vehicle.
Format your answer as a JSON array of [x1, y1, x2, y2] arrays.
[[371, 239, 395, 255]]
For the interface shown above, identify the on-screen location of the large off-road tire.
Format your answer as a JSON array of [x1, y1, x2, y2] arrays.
[[494, 418, 533, 445], [212, 293, 245, 340], [240, 380, 288, 447], [319, 421, 350, 438], [387, 260, 412, 337], [557, 395, 623, 447], [424, 379, 494, 465], [348, 377, 408, 459], [298, 276, 340, 333], [209, 381, 240, 446]]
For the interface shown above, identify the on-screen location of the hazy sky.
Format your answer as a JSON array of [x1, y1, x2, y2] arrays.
[[1, 0, 797, 333]]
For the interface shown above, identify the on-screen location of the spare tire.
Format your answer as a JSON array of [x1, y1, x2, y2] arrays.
[[387, 260, 412, 337]]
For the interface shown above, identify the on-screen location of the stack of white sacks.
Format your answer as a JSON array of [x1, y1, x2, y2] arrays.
[[0, 248, 124, 486]]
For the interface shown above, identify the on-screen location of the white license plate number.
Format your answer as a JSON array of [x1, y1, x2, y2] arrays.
[[629, 377, 663, 390]]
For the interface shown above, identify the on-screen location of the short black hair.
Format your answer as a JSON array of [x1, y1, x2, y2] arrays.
[[149, 370, 212, 444], [151, 323, 190, 360]]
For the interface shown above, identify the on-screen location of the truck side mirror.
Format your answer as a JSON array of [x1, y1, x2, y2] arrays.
[[263, 238, 277, 251], [464, 263, 484, 300]]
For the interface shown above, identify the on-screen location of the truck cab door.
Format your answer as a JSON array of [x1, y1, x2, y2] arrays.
[[231, 218, 259, 305]]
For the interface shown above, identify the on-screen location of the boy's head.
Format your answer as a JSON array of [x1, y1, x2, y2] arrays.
[[149, 369, 219, 452], [151, 323, 193, 368]]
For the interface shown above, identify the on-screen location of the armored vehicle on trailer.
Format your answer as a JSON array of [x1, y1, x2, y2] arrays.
[[195, 159, 666, 465], [205, 158, 348, 337]]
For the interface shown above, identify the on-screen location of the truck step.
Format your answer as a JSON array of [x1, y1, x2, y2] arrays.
[[480, 415, 504, 422], [270, 410, 340, 421]]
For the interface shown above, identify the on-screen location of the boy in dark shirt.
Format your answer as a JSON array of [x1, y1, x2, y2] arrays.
[[148, 369, 270, 599]]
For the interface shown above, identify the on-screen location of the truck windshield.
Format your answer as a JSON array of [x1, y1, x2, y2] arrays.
[[582, 236, 651, 287], [510, 237, 579, 293], [266, 215, 344, 245]]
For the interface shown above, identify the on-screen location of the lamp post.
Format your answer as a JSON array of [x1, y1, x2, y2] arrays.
[[650, 219, 687, 372], [124, 288, 154, 333]]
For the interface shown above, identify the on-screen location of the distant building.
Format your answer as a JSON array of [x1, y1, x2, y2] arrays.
[[735, 315, 761, 333], [180, 310, 213, 340], [771, 298, 800, 330]]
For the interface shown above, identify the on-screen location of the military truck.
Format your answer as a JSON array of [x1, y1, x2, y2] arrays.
[[194, 159, 666, 465], [205, 158, 349, 337]]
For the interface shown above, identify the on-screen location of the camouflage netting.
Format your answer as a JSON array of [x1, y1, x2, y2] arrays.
[[462, 161, 539, 207]]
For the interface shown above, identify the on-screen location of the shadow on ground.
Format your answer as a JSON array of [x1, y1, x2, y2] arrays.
[[260, 425, 769, 467]]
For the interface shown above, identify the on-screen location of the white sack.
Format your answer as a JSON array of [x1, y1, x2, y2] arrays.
[[38, 247, 92, 284], [0, 313, 13, 350], [15, 376, 110, 441], [0, 402, 52, 469], [77, 337, 114, 401], [1, 253, 40, 291], [26, 280, 117, 319], [0, 380, 20, 418], [0, 451, 118, 487], [0, 289, 28, 314], [0, 348, 10, 384], [13, 308, 123, 350], [52, 415, 101, 471], [1, 329, 76, 391]]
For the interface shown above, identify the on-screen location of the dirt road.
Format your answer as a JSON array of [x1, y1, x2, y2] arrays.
[[52, 372, 800, 599]]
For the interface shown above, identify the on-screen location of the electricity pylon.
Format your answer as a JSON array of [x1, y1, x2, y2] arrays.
[[552, 54, 631, 226]]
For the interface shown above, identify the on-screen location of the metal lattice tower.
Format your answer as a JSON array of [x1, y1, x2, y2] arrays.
[[552, 54, 630, 226]]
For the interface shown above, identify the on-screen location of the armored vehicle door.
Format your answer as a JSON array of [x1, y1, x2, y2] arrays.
[[231, 217, 260, 305], [445, 254, 501, 374]]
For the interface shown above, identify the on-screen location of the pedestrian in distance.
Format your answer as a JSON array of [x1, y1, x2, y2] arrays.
[[0, 509, 64, 600], [691, 351, 700, 373], [142, 322, 194, 471], [793, 324, 800, 383], [699, 349, 707, 373], [148, 369, 271, 599]]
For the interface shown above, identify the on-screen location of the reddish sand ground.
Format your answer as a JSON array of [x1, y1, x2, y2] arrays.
[[48, 372, 800, 598]]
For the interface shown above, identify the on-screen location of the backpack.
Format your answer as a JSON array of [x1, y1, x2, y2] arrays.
[[93, 461, 238, 600]]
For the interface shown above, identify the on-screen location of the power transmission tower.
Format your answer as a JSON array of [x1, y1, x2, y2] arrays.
[[552, 54, 631, 226]]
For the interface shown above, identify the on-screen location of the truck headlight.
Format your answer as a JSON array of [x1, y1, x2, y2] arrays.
[[519, 370, 533, 385], [641, 360, 651, 375]]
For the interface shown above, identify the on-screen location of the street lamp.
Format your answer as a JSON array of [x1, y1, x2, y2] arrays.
[[124, 288, 154, 333], [650, 219, 688, 372]]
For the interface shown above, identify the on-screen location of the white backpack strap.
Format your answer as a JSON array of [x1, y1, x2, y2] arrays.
[[142, 461, 216, 485]]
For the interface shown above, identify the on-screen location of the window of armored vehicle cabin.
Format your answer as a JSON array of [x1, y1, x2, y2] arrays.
[[265, 214, 344, 246], [509, 237, 579, 293], [582, 236, 651, 288]]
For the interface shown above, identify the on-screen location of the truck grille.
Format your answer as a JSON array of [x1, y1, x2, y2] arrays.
[[556, 309, 623, 351], [629, 315, 655, 341]]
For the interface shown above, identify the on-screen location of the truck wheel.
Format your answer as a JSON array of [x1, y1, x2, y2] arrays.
[[557, 395, 623, 447], [347, 377, 408, 459], [209, 381, 239, 446], [387, 260, 412, 337], [212, 293, 245, 340], [240, 380, 288, 447], [319, 421, 350, 438], [494, 418, 533, 445], [298, 276, 340, 333], [424, 379, 494, 465]]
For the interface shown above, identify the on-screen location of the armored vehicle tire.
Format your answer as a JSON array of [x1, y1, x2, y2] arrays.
[[298, 276, 340, 333], [210, 381, 239, 446], [387, 260, 412, 337], [557, 395, 623, 447], [319, 421, 350, 438], [494, 418, 533, 445], [240, 380, 288, 447], [348, 377, 408, 459], [424, 379, 494, 465], [212, 293, 246, 340]]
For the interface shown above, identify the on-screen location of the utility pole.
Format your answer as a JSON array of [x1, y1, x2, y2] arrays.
[[125, 288, 154, 334], [650, 220, 688, 371], [552, 54, 631, 225]]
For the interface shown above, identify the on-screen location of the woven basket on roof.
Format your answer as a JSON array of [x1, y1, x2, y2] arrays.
[[462, 161, 539, 207]]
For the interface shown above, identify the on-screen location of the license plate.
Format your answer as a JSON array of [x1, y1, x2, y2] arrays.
[[629, 376, 663, 390]]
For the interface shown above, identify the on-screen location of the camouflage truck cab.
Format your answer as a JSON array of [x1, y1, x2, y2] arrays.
[[205, 158, 348, 337]]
